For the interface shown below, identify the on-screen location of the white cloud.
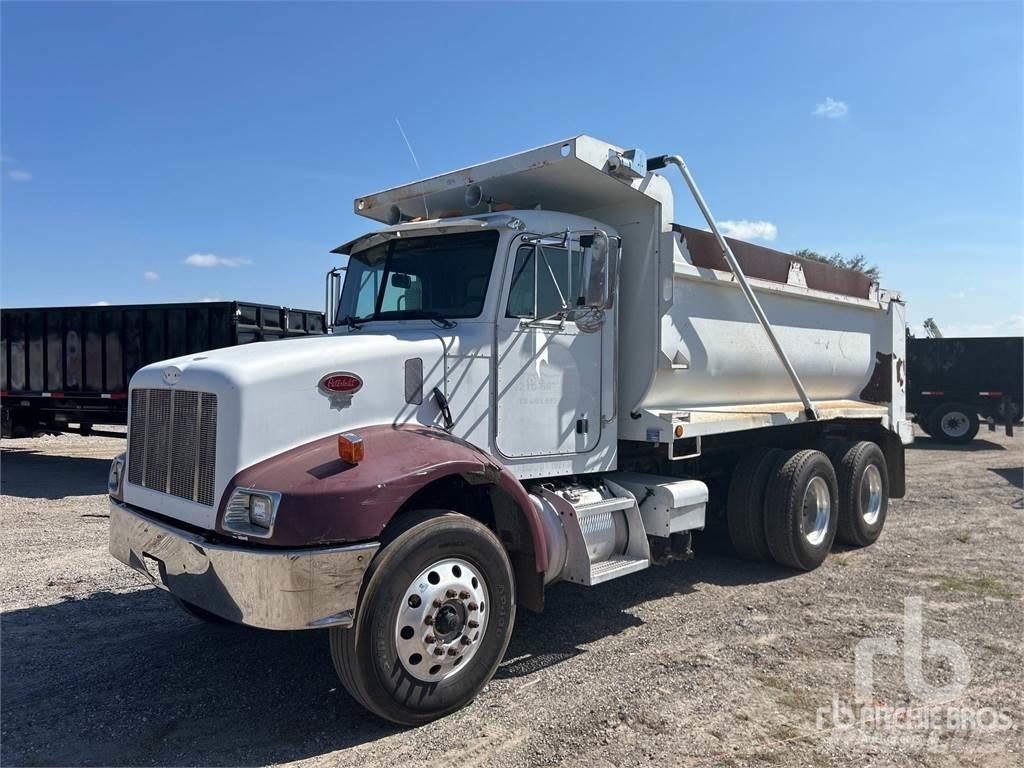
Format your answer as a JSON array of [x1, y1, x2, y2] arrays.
[[813, 97, 848, 119], [144, 270, 160, 281], [718, 219, 778, 241], [199, 296, 225, 303], [7, 169, 32, 181], [183, 253, 252, 268], [90, 300, 111, 306]]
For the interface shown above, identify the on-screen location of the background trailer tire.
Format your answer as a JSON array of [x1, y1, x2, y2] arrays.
[[928, 402, 980, 444], [835, 441, 889, 547], [330, 510, 515, 726], [764, 450, 839, 571]]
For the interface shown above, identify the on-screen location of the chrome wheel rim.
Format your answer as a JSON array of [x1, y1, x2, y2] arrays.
[[802, 476, 831, 546], [395, 557, 488, 683], [940, 411, 970, 438], [861, 464, 883, 525]]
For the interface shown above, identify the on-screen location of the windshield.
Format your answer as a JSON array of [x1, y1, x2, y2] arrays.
[[337, 230, 499, 324]]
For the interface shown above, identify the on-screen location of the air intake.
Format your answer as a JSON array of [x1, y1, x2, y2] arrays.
[[127, 388, 218, 506]]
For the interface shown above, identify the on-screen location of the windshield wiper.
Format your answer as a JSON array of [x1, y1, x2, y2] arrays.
[[406, 311, 457, 329], [374, 310, 457, 329], [341, 314, 367, 330]]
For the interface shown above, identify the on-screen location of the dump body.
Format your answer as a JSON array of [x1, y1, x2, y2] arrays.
[[1, 301, 324, 435], [627, 225, 906, 442]]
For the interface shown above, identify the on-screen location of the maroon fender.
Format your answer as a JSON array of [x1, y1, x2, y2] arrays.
[[217, 424, 548, 572]]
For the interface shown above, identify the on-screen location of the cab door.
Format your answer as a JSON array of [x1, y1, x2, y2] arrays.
[[494, 234, 604, 458]]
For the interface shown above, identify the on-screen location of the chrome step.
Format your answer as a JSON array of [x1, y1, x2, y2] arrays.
[[540, 481, 652, 587], [587, 555, 649, 585]]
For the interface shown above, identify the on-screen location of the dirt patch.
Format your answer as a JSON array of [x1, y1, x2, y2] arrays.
[[2, 428, 1022, 767]]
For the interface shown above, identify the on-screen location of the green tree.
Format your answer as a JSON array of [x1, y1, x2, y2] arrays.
[[792, 249, 880, 281]]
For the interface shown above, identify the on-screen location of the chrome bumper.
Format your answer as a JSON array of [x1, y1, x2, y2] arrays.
[[109, 499, 378, 630]]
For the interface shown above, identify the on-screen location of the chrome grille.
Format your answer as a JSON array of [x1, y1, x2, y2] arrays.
[[127, 388, 218, 506]]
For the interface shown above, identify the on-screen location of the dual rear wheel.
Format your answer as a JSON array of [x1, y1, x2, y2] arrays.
[[726, 441, 889, 571]]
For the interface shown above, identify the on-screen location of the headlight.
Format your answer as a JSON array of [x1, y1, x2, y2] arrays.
[[249, 494, 275, 528], [223, 489, 281, 538], [108, 453, 125, 499]]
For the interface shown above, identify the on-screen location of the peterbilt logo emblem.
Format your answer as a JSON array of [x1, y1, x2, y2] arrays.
[[318, 372, 362, 410], [162, 367, 182, 385]]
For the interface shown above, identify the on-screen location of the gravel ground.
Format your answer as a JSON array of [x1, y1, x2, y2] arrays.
[[1, 428, 1021, 767]]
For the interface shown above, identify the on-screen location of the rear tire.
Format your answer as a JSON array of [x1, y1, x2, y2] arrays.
[[929, 403, 979, 444], [726, 448, 781, 561], [835, 441, 889, 547], [330, 510, 515, 725], [764, 450, 838, 571]]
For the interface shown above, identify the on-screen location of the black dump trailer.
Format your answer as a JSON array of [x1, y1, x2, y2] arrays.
[[906, 336, 1023, 443], [1, 301, 325, 437]]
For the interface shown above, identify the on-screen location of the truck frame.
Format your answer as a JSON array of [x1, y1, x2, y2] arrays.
[[108, 136, 911, 724]]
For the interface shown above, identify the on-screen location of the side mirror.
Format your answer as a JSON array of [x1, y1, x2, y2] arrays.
[[578, 232, 618, 309], [390, 272, 412, 289], [325, 266, 346, 328]]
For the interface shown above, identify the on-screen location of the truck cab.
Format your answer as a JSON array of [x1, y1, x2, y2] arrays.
[[109, 136, 910, 725], [328, 208, 621, 476]]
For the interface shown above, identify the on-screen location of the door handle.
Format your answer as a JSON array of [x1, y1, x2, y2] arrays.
[[432, 387, 454, 431]]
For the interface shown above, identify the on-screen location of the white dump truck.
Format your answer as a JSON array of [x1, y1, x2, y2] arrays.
[[109, 136, 911, 724]]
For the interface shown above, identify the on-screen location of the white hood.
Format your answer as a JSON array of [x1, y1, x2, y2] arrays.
[[124, 331, 446, 529]]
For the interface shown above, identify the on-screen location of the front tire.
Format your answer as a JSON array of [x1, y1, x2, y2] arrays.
[[330, 510, 515, 725]]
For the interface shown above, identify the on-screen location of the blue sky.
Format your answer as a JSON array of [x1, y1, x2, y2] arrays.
[[2, 1, 1021, 336]]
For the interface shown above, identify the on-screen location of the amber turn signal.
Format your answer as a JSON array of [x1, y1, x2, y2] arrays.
[[674, 424, 685, 438], [337, 432, 365, 464]]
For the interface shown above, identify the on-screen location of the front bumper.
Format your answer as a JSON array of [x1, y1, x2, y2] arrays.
[[109, 499, 378, 630]]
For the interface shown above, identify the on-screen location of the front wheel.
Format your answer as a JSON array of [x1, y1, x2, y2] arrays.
[[330, 510, 515, 725]]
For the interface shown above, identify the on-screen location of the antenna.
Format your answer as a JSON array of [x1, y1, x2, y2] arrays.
[[394, 117, 430, 219]]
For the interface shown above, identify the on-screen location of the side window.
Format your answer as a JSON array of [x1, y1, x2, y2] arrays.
[[507, 247, 535, 317], [354, 270, 380, 317], [506, 244, 583, 319], [337, 243, 387, 321]]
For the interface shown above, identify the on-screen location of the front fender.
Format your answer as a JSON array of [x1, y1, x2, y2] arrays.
[[217, 425, 548, 572]]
